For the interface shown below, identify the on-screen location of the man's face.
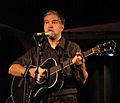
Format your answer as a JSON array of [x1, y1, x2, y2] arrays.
[[44, 14, 64, 38]]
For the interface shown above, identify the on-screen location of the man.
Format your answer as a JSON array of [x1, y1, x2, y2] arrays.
[[8, 10, 88, 103]]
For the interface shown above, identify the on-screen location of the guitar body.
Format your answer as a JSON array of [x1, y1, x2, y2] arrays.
[[11, 77, 33, 103], [11, 58, 60, 103]]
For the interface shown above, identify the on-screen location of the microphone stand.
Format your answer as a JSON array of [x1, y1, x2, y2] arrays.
[[31, 35, 45, 103], [18, 58, 32, 103]]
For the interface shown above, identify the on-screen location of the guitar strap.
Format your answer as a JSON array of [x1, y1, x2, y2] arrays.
[[63, 40, 69, 60], [58, 39, 69, 92]]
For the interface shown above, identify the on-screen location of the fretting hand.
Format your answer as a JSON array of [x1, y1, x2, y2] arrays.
[[72, 52, 84, 65]]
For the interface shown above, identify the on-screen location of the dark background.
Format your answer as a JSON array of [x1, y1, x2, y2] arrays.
[[0, 0, 120, 33], [0, 0, 120, 103]]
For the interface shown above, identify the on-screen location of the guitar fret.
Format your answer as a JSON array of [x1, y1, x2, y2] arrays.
[[62, 58, 72, 69], [83, 49, 93, 58], [50, 58, 72, 75]]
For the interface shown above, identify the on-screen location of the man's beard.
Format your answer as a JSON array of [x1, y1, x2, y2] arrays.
[[48, 35, 55, 40]]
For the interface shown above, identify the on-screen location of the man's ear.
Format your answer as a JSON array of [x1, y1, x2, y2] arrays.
[[61, 25, 64, 31]]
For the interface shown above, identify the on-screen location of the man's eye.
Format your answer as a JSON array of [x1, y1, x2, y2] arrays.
[[52, 21, 56, 24], [45, 22, 49, 24], [52, 21, 59, 24]]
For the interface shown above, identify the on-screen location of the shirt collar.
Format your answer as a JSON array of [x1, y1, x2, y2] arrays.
[[44, 36, 66, 50], [58, 36, 66, 49]]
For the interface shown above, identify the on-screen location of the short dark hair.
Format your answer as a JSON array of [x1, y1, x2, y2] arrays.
[[44, 10, 65, 25]]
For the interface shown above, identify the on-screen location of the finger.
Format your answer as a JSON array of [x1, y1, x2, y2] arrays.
[[76, 52, 82, 56], [77, 56, 82, 60]]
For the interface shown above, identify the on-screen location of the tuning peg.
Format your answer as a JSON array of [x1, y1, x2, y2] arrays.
[[96, 53, 102, 56]]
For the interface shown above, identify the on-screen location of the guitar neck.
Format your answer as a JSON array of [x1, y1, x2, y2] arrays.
[[50, 58, 73, 75], [49, 48, 94, 75], [83, 48, 93, 58]]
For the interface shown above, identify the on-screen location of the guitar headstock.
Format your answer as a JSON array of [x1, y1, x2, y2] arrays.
[[92, 40, 116, 54]]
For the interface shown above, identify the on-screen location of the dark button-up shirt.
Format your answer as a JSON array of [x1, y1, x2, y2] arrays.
[[13, 36, 83, 90]]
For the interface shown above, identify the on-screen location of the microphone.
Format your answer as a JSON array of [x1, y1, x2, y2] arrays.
[[33, 32, 55, 43], [34, 32, 55, 37]]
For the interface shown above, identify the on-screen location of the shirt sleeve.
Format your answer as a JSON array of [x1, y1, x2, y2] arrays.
[[12, 47, 35, 66]]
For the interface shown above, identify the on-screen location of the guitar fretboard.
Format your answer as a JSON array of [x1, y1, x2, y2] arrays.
[[50, 58, 73, 75]]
